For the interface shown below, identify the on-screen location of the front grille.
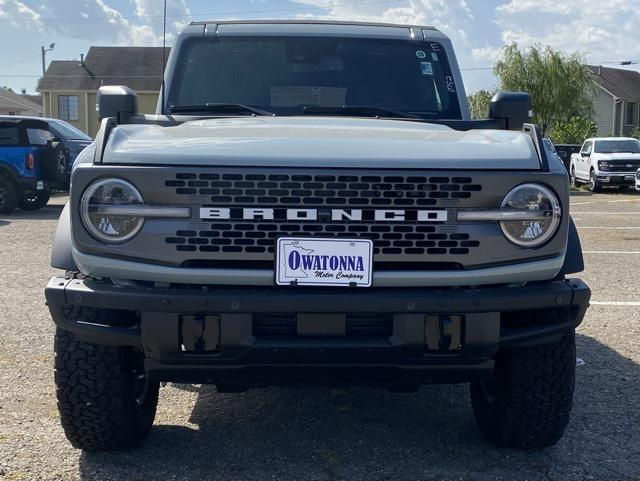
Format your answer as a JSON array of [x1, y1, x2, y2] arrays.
[[607, 160, 640, 172], [166, 173, 483, 207], [166, 222, 480, 256], [252, 313, 393, 339], [164, 171, 483, 258]]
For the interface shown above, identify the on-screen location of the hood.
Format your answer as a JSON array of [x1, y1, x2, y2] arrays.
[[597, 153, 640, 160], [102, 117, 541, 170]]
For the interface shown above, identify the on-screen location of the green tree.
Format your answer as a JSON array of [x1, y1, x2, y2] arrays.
[[468, 90, 495, 120], [494, 44, 596, 136], [552, 117, 597, 144]]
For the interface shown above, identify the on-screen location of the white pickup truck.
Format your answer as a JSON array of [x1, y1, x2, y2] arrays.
[[570, 137, 640, 192]]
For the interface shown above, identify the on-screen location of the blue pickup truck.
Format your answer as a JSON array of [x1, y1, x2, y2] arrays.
[[0, 116, 92, 213]]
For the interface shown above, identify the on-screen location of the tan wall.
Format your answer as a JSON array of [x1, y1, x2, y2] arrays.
[[41, 90, 160, 137]]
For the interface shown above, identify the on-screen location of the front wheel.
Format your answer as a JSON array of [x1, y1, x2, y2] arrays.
[[570, 167, 577, 188], [470, 333, 576, 449], [54, 325, 159, 450], [589, 170, 601, 193], [19, 189, 51, 211], [0, 176, 19, 214]]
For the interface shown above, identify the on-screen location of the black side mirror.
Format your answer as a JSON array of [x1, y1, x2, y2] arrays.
[[489, 91, 531, 131], [97, 85, 138, 120]]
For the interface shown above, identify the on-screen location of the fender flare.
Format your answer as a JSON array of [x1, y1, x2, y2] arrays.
[[0, 164, 18, 180], [51, 203, 78, 271], [559, 217, 584, 275]]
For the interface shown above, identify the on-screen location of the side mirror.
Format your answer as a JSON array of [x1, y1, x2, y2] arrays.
[[96, 85, 138, 120], [489, 91, 531, 131]]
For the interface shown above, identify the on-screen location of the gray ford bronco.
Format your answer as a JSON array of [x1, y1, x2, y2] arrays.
[[46, 20, 591, 451]]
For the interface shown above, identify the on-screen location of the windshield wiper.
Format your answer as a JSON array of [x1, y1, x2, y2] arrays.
[[168, 103, 275, 116], [302, 105, 419, 119]]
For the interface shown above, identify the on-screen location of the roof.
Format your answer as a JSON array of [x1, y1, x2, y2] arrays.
[[186, 19, 444, 40], [0, 89, 43, 112], [586, 137, 639, 142], [38, 46, 170, 92], [191, 19, 437, 30], [21, 94, 42, 105], [588, 65, 640, 99]]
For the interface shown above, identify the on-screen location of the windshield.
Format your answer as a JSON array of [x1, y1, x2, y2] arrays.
[[168, 37, 462, 119], [49, 120, 92, 140], [594, 139, 640, 154]]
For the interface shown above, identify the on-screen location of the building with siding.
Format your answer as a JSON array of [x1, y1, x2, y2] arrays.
[[37, 47, 170, 136], [0, 88, 43, 116], [589, 65, 640, 137]]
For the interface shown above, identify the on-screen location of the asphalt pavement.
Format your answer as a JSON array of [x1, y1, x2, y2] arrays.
[[0, 191, 639, 481]]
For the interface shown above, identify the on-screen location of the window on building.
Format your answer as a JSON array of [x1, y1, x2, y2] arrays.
[[625, 101, 637, 126], [58, 95, 79, 121]]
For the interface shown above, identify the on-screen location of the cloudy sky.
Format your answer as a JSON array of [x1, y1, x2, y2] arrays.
[[1, 0, 639, 94]]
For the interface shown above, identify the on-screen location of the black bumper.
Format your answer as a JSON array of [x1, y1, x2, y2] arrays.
[[15, 177, 46, 191], [45, 277, 590, 387]]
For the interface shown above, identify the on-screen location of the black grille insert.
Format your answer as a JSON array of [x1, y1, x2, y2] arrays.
[[252, 313, 393, 339], [166, 173, 483, 207]]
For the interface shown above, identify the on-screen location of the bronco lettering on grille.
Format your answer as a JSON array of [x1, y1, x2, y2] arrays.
[[199, 207, 448, 223]]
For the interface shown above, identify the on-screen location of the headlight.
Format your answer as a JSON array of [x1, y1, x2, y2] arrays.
[[80, 178, 144, 243], [499, 184, 561, 247], [598, 161, 610, 171], [636, 169, 640, 179]]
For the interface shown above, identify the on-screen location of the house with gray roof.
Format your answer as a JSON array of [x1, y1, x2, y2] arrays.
[[38, 46, 169, 136], [0, 88, 43, 116], [589, 65, 640, 137]]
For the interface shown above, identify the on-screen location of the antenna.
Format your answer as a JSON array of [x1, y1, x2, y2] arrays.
[[161, 0, 167, 114]]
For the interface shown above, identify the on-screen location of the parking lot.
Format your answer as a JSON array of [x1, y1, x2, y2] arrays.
[[0, 190, 639, 481]]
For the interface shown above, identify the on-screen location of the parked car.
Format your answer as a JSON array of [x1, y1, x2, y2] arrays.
[[554, 143, 581, 172], [0, 117, 92, 214], [543, 138, 563, 168], [46, 20, 590, 451], [636, 168, 640, 191], [570, 137, 640, 192]]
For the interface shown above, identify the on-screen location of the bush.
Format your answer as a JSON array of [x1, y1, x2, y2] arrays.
[[552, 117, 597, 144]]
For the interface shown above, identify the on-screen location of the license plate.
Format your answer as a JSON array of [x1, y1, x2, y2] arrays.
[[625, 175, 635, 180], [276, 238, 373, 287]]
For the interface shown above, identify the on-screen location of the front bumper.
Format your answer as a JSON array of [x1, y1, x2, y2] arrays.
[[15, 177, 46, 191], [597, 172, 637, 185], [46, 277, 590, 388]]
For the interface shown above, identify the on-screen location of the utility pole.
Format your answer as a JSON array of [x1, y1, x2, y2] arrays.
[[41, 43, 55, 76]]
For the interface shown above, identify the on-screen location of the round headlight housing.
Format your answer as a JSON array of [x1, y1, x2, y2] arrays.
[[80, 178, 144, 243], [500, 184, 561, 247]]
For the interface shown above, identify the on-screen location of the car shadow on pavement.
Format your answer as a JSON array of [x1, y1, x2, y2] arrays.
[[78, 333, 640, 481], [2, 204, 64, 221]]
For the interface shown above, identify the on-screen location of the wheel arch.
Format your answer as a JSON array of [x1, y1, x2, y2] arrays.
[[559, 217, 584, 275], [51, 202, 78, 271]]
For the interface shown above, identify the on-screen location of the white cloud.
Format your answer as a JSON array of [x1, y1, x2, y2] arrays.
[[0, 0, 44, 30], [495, 0, 640, 64], [32, 0, 190, 46]]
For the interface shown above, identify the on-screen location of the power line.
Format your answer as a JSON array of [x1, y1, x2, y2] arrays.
[[0, 0, 408, 23], [0, 54, 40, 70]]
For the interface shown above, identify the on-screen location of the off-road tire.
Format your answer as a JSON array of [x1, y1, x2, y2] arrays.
[[54, 325, 159, 451], [470, 333, 576, 449], [589, 170, 601, 193], [0, 175, 19, 214], [19, 189, 51, 211]]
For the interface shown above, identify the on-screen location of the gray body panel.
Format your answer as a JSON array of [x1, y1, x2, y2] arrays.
[[68, 164, 570, 286], [102, 118, 541, 170]]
